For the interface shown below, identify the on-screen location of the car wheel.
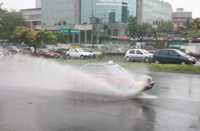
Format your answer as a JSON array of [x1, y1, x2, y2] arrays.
[[66, 55, 70, 59], [144, 58, 149, 63], [80, 55, 85, 59], [126, 57, 131, 62], [155, 60, 160, 64]]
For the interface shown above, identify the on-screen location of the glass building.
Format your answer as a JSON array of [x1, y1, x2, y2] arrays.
[[127, 0, 137, 17], [81, 0, 130, 24]]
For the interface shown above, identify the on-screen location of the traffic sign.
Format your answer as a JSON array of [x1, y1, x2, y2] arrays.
[[59, 28, 80, 35]]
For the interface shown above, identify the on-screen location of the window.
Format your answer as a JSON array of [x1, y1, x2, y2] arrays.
[[158, 50, 168, 56], [169, 51, 178, 56], [136, 50, 143, 55], [129, 50, 135, 54]]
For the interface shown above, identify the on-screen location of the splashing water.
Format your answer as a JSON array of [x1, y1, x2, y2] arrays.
[[0, 55, 147, 100]]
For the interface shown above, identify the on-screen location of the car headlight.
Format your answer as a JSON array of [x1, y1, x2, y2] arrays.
[[188, 57, 194, 61]]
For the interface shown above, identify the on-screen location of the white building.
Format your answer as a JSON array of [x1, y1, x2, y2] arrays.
[[21, 8, 42, 29], [137, 0, 172, 24], [36, 0, 42, 8], [172, 8, 192, 30]]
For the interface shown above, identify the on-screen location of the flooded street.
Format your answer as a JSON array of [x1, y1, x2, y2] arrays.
[[0, 71, 200, 131]]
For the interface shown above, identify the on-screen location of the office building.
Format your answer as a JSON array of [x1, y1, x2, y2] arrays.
[[36, 0, 42, 8], [127, 0, 137, 17], [81, 0, 129, 24], [136, 0, 172, 24], [41, 0, 81, 30], [21, 0, 172, 38], [21, 8, 42, 29], [172, 8, 192, 30]]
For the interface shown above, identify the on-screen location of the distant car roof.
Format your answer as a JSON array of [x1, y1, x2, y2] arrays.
[[157, 49, 179, 51]]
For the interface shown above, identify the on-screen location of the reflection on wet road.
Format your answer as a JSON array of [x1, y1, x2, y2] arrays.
[[0, 72, 200, 131]]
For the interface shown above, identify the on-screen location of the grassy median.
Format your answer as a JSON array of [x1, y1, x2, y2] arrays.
[[55, 57, 200, 74]]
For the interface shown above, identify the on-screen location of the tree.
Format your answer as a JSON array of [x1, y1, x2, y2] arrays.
[[127, 17, 138, 39], [13, 26, 58, 51], [154, 21, 173, 34], [38, 30, 57, 44], [128, 17, 153, 42], [55, 32, 69, 43], [192, 18, 200, 31], [188, 18, 200, 38], [0, 9, 23, 40]]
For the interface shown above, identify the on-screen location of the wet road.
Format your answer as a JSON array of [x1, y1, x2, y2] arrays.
[[0, 72, 200, 131]]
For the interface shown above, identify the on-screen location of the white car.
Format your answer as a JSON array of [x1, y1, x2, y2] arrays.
[[66, 48, 95, 59], [125, 49, 153, 62], [81, 62, 154, 98]]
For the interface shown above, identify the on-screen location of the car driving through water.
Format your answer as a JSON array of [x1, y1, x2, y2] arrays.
[[81, 61, 154, 98]]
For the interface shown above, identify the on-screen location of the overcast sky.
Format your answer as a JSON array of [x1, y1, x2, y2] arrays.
[[1, 0, 200, 18]]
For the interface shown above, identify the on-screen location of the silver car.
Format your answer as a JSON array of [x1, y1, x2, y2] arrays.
[[125, 49, 153, 62], [81, 62, 154, 98]]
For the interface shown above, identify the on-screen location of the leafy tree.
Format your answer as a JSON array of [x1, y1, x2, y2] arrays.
[[136, 23, 152, 37], [192, 18, 200, 30], [154, 21, 173, 34], [128, 17, 153, 42], [0, 9, 23, 40], [38, 30, 57, 44], [13, 26, 58, 50], [127, 17, 138, 39], [187, 18, 200, 38], [55, 32, 69, 43]]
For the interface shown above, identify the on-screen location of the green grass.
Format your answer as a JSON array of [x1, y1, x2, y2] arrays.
[[149, 64, 200, 74], [54, 57, 200, 74]]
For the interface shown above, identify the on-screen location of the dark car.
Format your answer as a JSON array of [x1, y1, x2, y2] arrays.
[[153, 49, 197, 64]]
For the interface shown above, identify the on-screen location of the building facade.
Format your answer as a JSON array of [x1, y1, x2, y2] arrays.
[[21, 0, 172, 39], [127, 0, 137, 17], [36, 0, 42, 8], [21, 8, 42, 29], [81, 0, 129, 24], [172, 8, 192, 30], [41, 0, 81, 30], [136, 0, 172, 24]]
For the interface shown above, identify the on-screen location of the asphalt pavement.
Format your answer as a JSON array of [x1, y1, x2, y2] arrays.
[[0, 72, 200, 131]]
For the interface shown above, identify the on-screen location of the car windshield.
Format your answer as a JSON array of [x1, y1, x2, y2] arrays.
[[176, 50, 187, 56], [78, 48, 91, 52], [83, 48, 93, 52]]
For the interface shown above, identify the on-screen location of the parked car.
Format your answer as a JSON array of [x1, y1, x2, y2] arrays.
[[81, 62, 154, 98], [66, 48, 95, 59], [153, 49, 197, 64], [125, 49, 153, 62], [6, 46, 21, 55], [33, 49, 61, 58], [22, 47, 32, 55], [55, 48, 69, 55], [85, 48, 103, 56]]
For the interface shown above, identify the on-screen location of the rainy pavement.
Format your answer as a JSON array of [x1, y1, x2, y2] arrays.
[[0, 72, 200, 131]]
